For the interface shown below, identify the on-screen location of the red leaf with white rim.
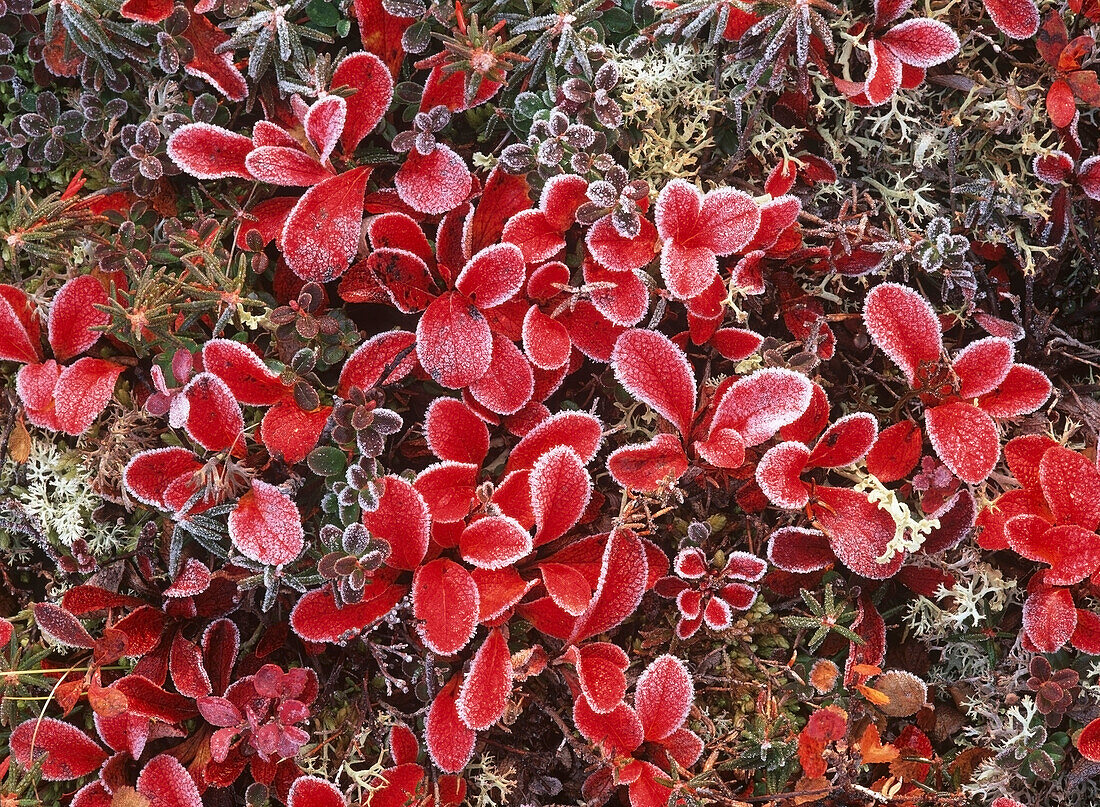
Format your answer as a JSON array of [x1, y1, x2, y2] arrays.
[[338, 330, 418, 395], [304, 95, 347, 163], [170, 632, 212, 698], [709, 367, 814, 446], [540, 172, 589, 231], [33, 602, 94, 648], [290, 579, 406, 644], [814, 486, 905, 579], [457, 628, 512, 730], [977, 363, 1052, 417], [165, 558, 212, 598], [635, 654, 693, 741], [395, 144, 472, 215], [863, 282, 943, 385], [16, 360, 60, 430], [245, 146, 334, 186], [1078, 717, 1100, 761], [362, 475, 430, 570], [570, 529, 649, 643], [136, 754, 203, 807], [413, 558, 480, 655], [925, 401, 1000, 484], [584, 260, 649, 327], [611, 328, 696, 436], [865, 420, 923, 482], [282, 166, 372, 282], [952, 336, 1014, 398], [416, 291, 493, 389], [1072, 610, 1100, 654], [466, 332, 535, 415], [756, 442, 812, 509], [53, 358, 125, 436], [333, 51, 394, 153], [574, 642, 629, 714], [1023, 585, 1076, 652], [367, 212, 433, 264], [522, 306, 572, 370], [879, 19, 960, 67], [531, 446, 592, 546], [365, 248, 435, 313], [1079, 156, 1100, 199], [539, 563, 592, 616], [183, 6, 248, 101], [201, 338, 286, 405], [415, 461, 479, 522], [425, 397, 490, 464], [712, 328, 764, 362], [287, 776, 347, 807], [10, 717, 107, 780], [745, 194, 800, 253], [227, 480, 304, 566], [48, 275, 108, 361], [503, 210, 569, 264], [1033, 150, 1075, 184], [459, 516, 533, 569], [260, 401, 331, 465], [123, 446, 203, 511], [173, 372, 244, 453], [0, 284, 41, 363], [455, 243, 526, 309], [779, 381, 829, 444], [982, 0, 1039, 39], [1006, 516, 1100, 585], [166, 122, 254, 180], [506, 410, 603, 472], [807, 412, 878, 469], [425, 676, 476, 773], [865, 39, 903, 106], [607, 433, 689, 492], [573, 698, 644, 756], [586, 215, 659, 273], [674, 548, 708, 579], [1039, 445, 1100, 531]]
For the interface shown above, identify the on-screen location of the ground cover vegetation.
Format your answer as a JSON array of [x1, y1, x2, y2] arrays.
[[0, 0, 1099, 803]]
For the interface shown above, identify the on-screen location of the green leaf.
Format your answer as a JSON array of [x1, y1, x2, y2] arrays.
[[307, 446, 348, 477]]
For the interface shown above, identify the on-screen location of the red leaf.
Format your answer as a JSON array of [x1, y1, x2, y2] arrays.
[[288, 776, 346, 807], [165, 558, 212, 598], [879, 19, 960, 67], [415, 461, 479, 522], [62, 585, 143, 615], [467, 167, 533, 255], [607, 433, 689, 492], [522, 306, 572, 370], [290, 579, 406, 644], [389, 724, 420, 765], [364, 248, 435, 313], [413, 559, 480, 655], [245, 146, 333, 186], [367, 212, 433, 264], [506, 410, 603, 473], [119, 0, 172, 21], [457, 629, 512, 730], [538, 563, 592, 616], [708, 367, 814, 446], [1033, 150, 1075, 184], [952, 336, 1014, 398], [573, 642, 629, 714], [10, 717, 106, 780], [875, 0, 913, 26], [416, 291, 493, 388], [166, 123, 253, 180], [114, 675, 199, 722], [1039, 445, 1100, 531], [334, 51, 395, 153], [584, 259, 650, 327], [814, 487, 905, 579], [123, 446, 202, 511], [807, 413, 878, 468], [983, 0, 1039, 39], [1080, 156, 1100, 199], [305, 96, 346, 163], [48, 276, 108, 361], [745, 194, 800, 252], [338, 329, 418, 395], [756, 442, 812, 509], [136, 754, 202, 807], [170, 632, 212, 698], [1078, 716, 1100, 761], [16, 360, 60, 430], [711, 328, 764, 362], [467, 333, 535, 415], [0, 285, 41, 363], [459, 515, 533, 569], [1072, 609, 1100, 654], [863, 282, 943, 385], [865, 420, 923, 483], [473, 566, 537, 622], [201, 338, 286, 405], [425, 677, 476, 773], [1007, 517, 1100, 585], [260, 402, 331, 465], [424, 398, 490, 464], [635, 654, 693, 741], [779, 382, 829, 444], [585, 216, 659, 272], [395, 145, 472, 215], [114, 605, 165, 657], [236, 195, 296, 250], [1047, 78, 1078, 128], [174, 372, 245, 453], [925, 401, 1000, 484], [53, 358, 124, 436], [1023, 585, 1077, 652], [363, 476, 430, 570], [865, 39, 903, 105], [573, 698, 643, 756], [182, 8, 248, 101], [611, 329, 696, 436], [570, 529, 649, 643], [228, 480, 304, 566], [282, 167, 372, 282], [503, 210, 568, 263], [978, 363, 1052, 416], [455, 244, 526, 309], [531, 446, 592, 546], [34, 602, 94, 648], [920, 489, 977, 555], [539, 172, 590, 231]]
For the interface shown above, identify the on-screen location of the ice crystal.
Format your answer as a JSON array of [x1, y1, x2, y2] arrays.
[[851, 471, 940, 563]]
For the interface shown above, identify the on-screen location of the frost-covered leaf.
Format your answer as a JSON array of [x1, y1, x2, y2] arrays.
[[611, 329, 696, 436], [413, 559, 479, 655], [416, 291, 493, 388], [395, 144, 472, 214], [334, 51, 395, 153], [756, 442, 812, 509], [10, 717, 106, 780], [925, 401, 1000, 484], [290, 579, 406, 644], [456, 629, 512, 730], [282, 167, 372, 282], [48, 276, 108, 361], [425, 677, 476, 773], [166, 123, 253, 180], [635, 655, 693, 741], [607, 433, 689, 492], [863, 283, 943, 385], [228, 480, 305, 565], [363, 475, 431, 570], [459, 516, 533, 569], [174, 372, 245, 453], [54, 358, 124, 436], [531, 446, 591, 546]]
